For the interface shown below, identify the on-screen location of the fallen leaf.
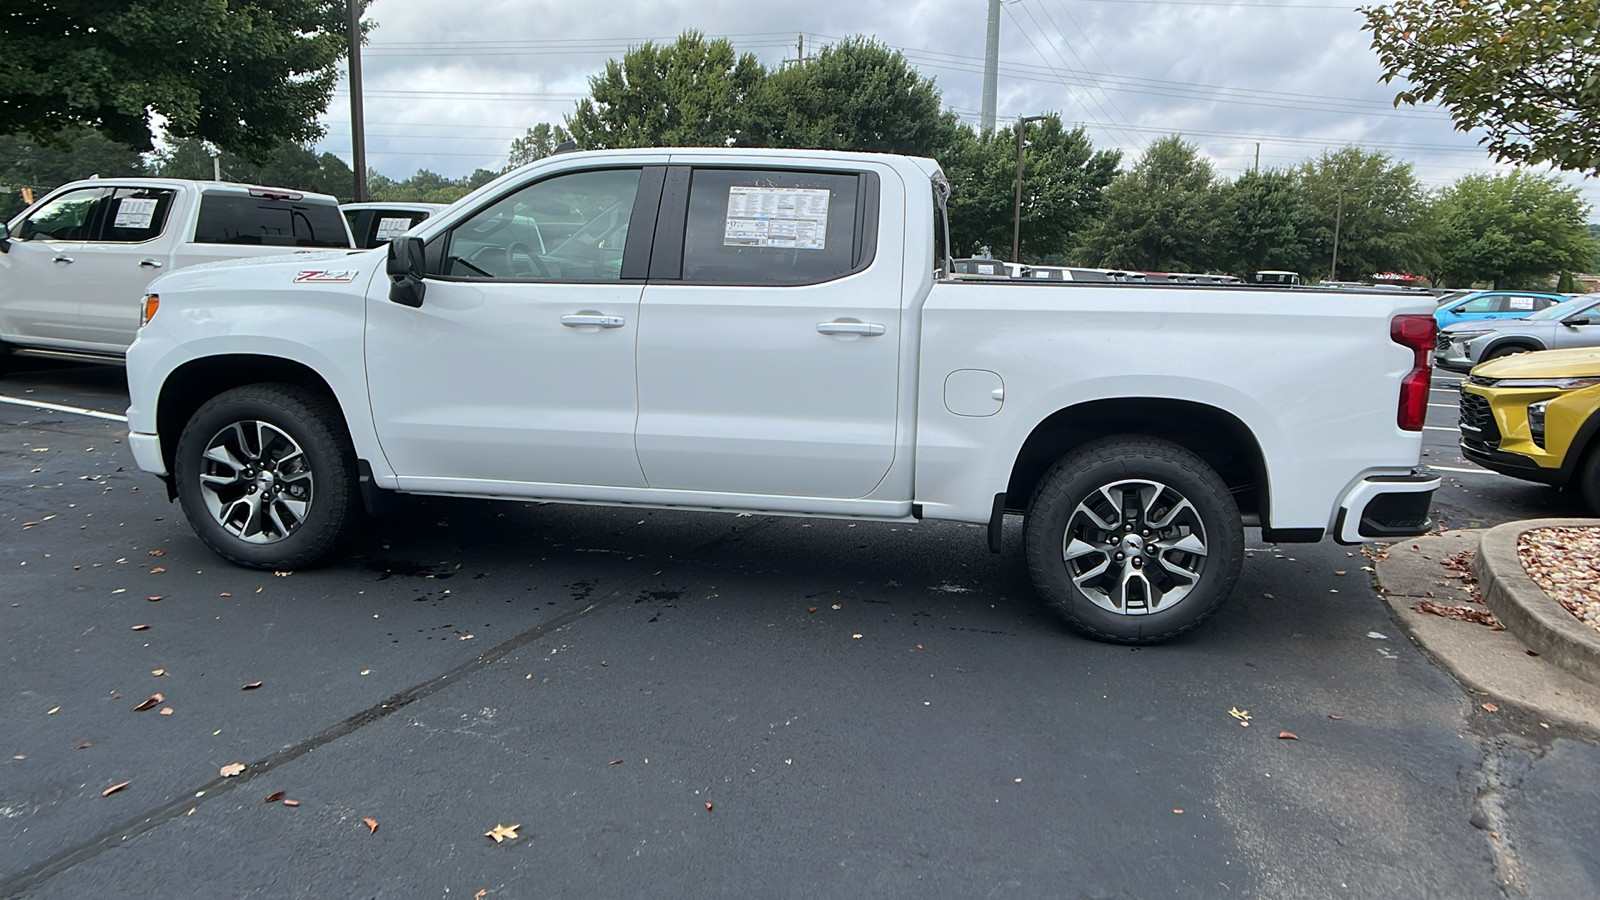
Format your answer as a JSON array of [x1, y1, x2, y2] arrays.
[[47, 706, 60, 715], [485, 823, 521, 843], [149, 567, 166, 574], [75, 742, 92, 750], [1228, 707, 1252, 726], [851, 633, 863, 639], [146, 596, 163, 602], [1278, 731, 1299, 740], [360, 669, 371, 675], [475, 892, 488, 900], [609, 759, 625, 766], [220, 762, 246, 777], [148, 550, 165, 557], [1329, 715, 1344, 720], [151, 669, 165, 676], [362, 817, 379, 834], [159, 708, 173, 716], [265, 791, 285, 803], [1333, 570, 1347, 576], [241, 681, 263, 691], [283, 798, 300, 807], [1481, 702, 1499, 712], [1173, 809, 1184, 814], [1525, 650, 1540, 657], [219, 592, 231, 597], [831, 604, 841, 610], [102, 781, 131, 797], [131, 624, 150, 631], [12, 754, 24, 760], [807, 606, 818, 613], [458, 633, 474, 641], [916, 643, 923, 649], [133, 693, 163, 712], [704, 801, 713, 811]]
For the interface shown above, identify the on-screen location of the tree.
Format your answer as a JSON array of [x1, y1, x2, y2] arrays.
[[0, 128, 148, 219], [1, 1, 364, 163], [150, 138, 356, 200], [1360, 1, 1600, 174], [943, 117, 1120, 261], [749, 38, 964, 158], [1074, 136, 1224, 272], [566, 31, 766, 149], [507, 123, 572, 168], [1216, 169, 1315, 277], [1295, 147, 1437, 281], [1433, 170, 1597, 288]]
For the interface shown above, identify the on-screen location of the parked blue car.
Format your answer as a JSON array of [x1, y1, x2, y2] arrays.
[[1434, 290, 1565, 329]]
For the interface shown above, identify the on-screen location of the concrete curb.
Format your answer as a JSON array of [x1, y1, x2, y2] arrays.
[[1475, 517, 1600, 690]]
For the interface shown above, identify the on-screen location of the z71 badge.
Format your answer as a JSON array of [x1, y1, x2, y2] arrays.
[[293, 270, 359, 283]]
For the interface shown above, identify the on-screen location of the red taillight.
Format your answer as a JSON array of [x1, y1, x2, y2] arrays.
[[1391, 313, 1434, 431]]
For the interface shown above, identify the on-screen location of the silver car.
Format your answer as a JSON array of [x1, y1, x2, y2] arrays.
[[1435, 293, 1600, 372]]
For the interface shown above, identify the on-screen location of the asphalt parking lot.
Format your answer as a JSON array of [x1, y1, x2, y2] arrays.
[[2, 358, 1597, 899]]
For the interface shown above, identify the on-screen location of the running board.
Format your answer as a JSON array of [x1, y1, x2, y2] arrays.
[[11, 347, 125, 366]]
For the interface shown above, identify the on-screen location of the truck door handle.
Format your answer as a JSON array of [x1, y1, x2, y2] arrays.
[[560, 313, 626, 329], [52, 255, 74, 264], [139, 259, 163, 269], [817, 320, 885, 336]]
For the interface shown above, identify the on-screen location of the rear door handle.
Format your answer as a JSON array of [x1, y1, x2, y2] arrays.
[[817, 320, 885, 336], [560, 313, 626, 329], [52, 255, 74, 264], [139, 259, 163, 269]]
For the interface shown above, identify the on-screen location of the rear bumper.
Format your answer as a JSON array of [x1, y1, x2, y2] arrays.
[[1333, 473, 1440, 544]]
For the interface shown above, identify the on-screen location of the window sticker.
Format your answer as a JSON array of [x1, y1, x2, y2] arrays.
[[977, 263, 995, 274], [374, 217, 414, 242], [722, 186, 830, 250], [113, 198, 159, 230], [1507, 296, 1536, 311]]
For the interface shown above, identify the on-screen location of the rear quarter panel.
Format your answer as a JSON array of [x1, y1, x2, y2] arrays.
[[915, 283, 1434, 529]]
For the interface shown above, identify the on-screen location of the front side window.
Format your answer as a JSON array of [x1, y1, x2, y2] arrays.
[[442, 168, 640, 281], [100, 187, 177, 242], [680, 169, 870, 286], [16, 188, 105, 241], [194, 195, 349, 247]]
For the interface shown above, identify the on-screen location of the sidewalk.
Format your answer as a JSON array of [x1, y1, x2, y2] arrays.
[[1372, 521, 1600, 736]]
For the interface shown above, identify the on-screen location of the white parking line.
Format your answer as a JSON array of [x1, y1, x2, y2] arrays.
[[1425, 464, 1487, 474], [0, 395, 128, 422]]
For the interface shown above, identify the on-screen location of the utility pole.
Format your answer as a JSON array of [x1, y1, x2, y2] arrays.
[[1012, 115, 1047, 263], [1329, 187, 1350, 281], [347, 0, 368, 202], [981, 0, 1000, 133], [1254, 142, 1260, 174]]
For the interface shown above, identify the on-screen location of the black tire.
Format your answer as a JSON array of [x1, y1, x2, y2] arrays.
[[1024, 435, 1244, 644], [1580, 444, 1600, 516], [174, 384, 360, 569], [1483, 344, 1534, 362]]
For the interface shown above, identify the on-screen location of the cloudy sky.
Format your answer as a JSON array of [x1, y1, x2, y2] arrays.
[[317, 0, 1599, 213]]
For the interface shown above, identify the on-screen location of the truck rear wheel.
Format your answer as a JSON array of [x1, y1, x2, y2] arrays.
[[174, 384, 360, 569], [1024, 436, 1244, 644]]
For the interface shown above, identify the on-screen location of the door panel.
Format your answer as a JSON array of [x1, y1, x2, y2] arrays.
[[0, 187, 105, 344], [73, 187, 180, 349], [634, 165, 903, 499]]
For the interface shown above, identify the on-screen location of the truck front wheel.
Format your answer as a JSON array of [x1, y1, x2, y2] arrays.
[[174, 384, 360, 569], [1024, 436, 1244, 644]]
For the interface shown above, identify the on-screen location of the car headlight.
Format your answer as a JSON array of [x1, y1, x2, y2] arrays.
[[1479, 376, 1600, 390], [1446, 330, 1491, 342]]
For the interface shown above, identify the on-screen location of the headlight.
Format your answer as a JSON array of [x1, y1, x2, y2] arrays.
[[1446, 330, 1491, 342], [1481, 376, 1600, 390]]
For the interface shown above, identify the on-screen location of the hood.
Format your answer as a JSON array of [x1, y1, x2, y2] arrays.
[[177, 249, 367, 273], [1472, 346, 1600, 379], [1442, 317, 1545, 335]]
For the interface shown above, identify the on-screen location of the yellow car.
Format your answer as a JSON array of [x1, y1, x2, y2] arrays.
[[1458, 347, 1600, 512]]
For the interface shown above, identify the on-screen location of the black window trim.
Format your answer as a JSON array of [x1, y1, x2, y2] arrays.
[[648, 164, 882, 287], [427, 164, 664, 285]]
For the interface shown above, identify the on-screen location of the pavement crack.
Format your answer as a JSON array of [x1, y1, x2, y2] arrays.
[[1470, 735, 1538, 898]]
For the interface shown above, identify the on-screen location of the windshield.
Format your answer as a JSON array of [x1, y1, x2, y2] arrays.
[[1526, 293, 1600, 321]]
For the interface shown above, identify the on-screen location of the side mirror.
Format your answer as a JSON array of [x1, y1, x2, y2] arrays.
[[1564, 316, 1592, 327], [386, 236, 426, 308]]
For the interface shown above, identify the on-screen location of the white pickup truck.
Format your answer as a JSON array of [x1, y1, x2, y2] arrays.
[[124, 148, 1440, 643], [0, 178, 352, 362]]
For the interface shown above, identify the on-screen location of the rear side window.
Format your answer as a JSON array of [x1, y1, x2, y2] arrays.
[[99, 187, 177, 242], [194, 195, 350, 247], [679, 169, 875, 286]]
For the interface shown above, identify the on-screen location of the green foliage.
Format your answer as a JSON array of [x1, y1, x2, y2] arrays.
[[566, 31, 766, 149], [150, 138, 356, 200], [0, 1, 365, 163], [0, 128, 147, 219], [1295, 146, 1437, 281], [1361, 1, 1600, 174], [942, 117, 1120, 260], [1433, 170, 1596, 288], [507, 123, 572, 168], [749, 38, 964, 157], [366, 167, 500, 204], [1073, 136, 1222, 271], [1214, 169, 1315, 277]]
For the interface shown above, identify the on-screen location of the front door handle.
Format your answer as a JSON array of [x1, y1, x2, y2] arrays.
[[52, 255, 74, 264], [817, 320, 885, 336], [560, 313, 626, 329], [139, 259, 163, 269]]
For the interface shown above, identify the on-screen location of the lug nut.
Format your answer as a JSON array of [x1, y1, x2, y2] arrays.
[[1131, 557, 1143, 568], [1115, 552, 1125, 561], [247, 485, 257, 494]]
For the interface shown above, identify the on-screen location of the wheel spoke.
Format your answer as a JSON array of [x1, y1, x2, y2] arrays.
[[1058, 476, 1211, 618], [1157, 532, 1207, 557], [1063, 537, 1103, 562], [1147, 497, 1197, 531], [198, 418, 313, 546]]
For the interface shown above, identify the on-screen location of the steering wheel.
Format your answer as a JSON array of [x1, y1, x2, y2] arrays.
[[502, 242, 552, 278]]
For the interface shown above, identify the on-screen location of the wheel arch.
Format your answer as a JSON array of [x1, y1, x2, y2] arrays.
[[156, 355, 348, 481], [1004, 398, 1269, 526], [1480, 337, 1545, 361]]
